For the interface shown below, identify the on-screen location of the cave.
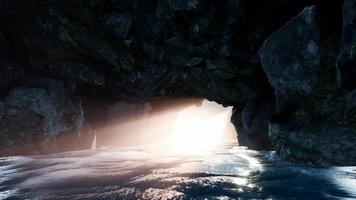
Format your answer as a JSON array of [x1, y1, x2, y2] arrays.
[[0, 0, 355, 164], [92, 99, 237, 153], [1, 0, 356, 199]]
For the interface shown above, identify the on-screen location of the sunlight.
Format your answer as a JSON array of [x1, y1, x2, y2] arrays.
[[170, 100, 233, 155]]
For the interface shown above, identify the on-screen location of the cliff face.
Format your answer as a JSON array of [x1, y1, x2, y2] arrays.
[[0, 0, 355, 165], [260, 1, 356, 165]]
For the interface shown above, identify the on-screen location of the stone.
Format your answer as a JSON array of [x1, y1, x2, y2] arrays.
[[0, 79, 87, 155], [5, 86, 68, 136], [269, 121, 356, 166], [231, 102, 274, 150], [260, 6, 321, 111], [0, 107, 45, 155]]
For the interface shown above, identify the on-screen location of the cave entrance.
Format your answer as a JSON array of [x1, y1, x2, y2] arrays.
[[99, 99, 237, 154], [170, 99, 237, 154]]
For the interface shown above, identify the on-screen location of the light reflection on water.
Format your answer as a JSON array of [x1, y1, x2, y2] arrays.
[[0, 145, 356, 200]]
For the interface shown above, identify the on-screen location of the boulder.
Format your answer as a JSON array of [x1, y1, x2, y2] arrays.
[[0, 79, 87, 155], [0, 107, 45, 155], [269, 123, 356, 166], [259, 5, 356, 165], [269, 88, 356, 165], [260, 6, 321, 111]]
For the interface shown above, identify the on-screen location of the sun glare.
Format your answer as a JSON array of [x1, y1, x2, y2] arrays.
[[171, 100, 233, 155]]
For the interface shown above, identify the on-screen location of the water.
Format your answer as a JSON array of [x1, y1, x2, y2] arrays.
[[1, 145, 356, 200]]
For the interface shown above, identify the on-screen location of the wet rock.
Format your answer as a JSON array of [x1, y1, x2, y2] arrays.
[[269, 122, 356, 166], [6, 86, 70, 136], [0, 79, 87, 155], [337, 0, 356, 89], [268, 79, 356, 165], [0, 107, 45, 155], [260, 6, 321, 111], [231, 102, 274, 150], [258, 4, 356, 165]]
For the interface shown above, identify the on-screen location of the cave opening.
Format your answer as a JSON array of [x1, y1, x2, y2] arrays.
[[96, 99, 238, 154]]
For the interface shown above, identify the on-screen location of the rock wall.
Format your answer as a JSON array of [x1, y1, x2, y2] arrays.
[[260, 1, 356, 165]]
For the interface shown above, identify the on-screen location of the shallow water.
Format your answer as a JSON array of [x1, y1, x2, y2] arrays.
[[1, 145, 356, 200]]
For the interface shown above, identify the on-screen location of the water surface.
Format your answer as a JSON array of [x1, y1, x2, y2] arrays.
[[1, 145, 356, 200]]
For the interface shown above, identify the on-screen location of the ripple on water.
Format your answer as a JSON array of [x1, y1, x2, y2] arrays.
[[0, 146, 355, 200]]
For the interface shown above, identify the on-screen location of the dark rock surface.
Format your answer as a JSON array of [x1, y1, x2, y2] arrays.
[[260, 1, 356, 165], [337, 0, 356, 89], [269, 88, 356, 165], [231, 101, 274, 150], [0, 79, 91, 155], [0, 0, 354, 165], [260, 6, 322, 111]]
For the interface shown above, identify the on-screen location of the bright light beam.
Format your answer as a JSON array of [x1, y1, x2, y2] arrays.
[[170, 100, 232, 155]]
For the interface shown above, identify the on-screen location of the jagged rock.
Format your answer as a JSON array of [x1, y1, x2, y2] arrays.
[[269, 122, 356, 166], [6, 86, 71, 136], [260, 6, 321, 111], [231, 102, 274, 150], [269, 88, 356, 165], [0, 107, 45, 155], [0, 79, 87, 155], [337, 0, 356, 89], [258, 4, 356, 165]]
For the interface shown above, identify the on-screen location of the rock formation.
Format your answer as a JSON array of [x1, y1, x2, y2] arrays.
[[0, 0, 354, 165]]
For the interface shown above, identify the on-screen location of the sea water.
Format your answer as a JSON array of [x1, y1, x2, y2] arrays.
[[0, 145, 356, 200]]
